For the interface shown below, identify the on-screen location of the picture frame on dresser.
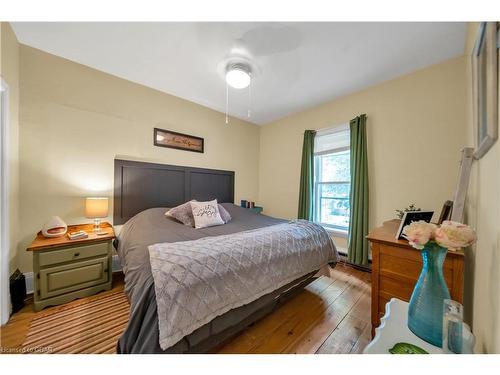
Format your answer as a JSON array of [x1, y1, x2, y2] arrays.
[[395, 211, 434, 240]]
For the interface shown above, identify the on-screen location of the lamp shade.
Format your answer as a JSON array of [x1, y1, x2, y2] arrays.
[[85, 197, 109, 218]]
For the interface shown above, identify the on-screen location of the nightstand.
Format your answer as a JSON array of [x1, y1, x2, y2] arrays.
[[27, 222, 115, 311]]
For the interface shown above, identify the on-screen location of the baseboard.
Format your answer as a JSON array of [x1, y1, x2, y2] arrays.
[[337, 247, 348, 255], [337, 253, 372, 272], [24, 272, 34, 295]]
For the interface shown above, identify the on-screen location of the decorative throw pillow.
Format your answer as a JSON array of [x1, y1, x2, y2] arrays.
[[165, 201, 195, 226], [190, 199, 225, 229], [218, 204, 232, 224]]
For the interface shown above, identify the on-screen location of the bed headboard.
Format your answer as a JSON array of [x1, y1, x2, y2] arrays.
[[113, 159, 235, 225]]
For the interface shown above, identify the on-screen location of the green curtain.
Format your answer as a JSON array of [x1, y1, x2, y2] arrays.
[[348, 114, 369, 265], [298, 130, 316, 220]]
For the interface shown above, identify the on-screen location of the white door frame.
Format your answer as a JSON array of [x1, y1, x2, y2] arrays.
[[0, 77, 11, 325]]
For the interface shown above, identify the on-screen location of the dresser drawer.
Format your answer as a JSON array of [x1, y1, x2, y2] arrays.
[[39, 256, 109, 299], [379, 275, 415, 300], [38, 242, 109, 267]]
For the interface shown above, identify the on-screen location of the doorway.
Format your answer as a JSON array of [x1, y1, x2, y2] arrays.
[[0, 77, 10, 325]]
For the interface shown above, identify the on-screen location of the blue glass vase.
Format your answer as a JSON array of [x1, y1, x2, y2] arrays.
[[407, 242, 450, 347]]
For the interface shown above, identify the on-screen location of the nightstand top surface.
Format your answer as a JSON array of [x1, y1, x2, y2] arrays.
[[27, 222, 115, 251]]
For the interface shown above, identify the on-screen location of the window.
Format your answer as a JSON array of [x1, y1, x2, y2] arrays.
[[313, 125, 350, 234]]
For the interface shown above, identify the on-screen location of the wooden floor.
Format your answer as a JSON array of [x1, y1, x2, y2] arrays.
[[0, 263, 371, 354]]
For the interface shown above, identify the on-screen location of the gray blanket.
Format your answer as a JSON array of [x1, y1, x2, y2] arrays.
[[149, 220, 336, 350], [116, 204, 338, 353]]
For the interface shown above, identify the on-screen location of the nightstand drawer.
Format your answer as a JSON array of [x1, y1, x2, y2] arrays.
[[38, 242, 109, 267], [39, 256, 109, 299]]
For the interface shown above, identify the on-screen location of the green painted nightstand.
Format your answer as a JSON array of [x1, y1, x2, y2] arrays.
[[249, 206, 263, 214], [27, 222, 114, 311]]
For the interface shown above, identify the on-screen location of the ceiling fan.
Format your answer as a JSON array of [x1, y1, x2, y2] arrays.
[[212, 24, 301, 124]]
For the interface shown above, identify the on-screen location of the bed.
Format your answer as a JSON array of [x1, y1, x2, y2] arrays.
[[113, 159, 338, 353]]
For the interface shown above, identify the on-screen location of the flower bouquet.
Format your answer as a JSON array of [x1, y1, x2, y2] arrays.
[[403, 220, 476, 251], [402, 220, 476, 347]]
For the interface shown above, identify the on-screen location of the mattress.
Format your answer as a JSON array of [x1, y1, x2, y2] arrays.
[[115, 204, 338, 353]]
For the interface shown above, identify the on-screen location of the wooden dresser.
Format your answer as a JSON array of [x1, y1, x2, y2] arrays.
[[367, 219, 464, 336]]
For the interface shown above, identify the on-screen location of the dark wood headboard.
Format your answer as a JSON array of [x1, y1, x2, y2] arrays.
[[113, 159, 235, 225]]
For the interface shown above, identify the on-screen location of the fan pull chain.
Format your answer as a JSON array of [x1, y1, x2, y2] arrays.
[[225, 81, 229, 125], [247, 79, 252, 118]]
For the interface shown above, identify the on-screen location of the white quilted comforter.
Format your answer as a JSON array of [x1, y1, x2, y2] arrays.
[[148, 220, 337, 350]]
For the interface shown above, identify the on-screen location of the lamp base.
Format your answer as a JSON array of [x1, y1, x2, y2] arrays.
[[92, 218, 107, 235]]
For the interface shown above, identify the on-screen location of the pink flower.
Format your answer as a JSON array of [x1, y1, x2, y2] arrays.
[[402, 221, 437, 249], [434, 221, 476, 251]]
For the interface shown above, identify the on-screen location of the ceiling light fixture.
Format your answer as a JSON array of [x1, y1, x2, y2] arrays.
[[222, 61, 256, 124], [225, 63, 251, 89]]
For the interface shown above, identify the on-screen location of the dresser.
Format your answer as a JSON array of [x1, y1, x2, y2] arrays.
[[27, 222, 115, 311], [367, 219, 464, 336]]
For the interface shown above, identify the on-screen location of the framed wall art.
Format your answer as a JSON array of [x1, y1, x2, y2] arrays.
[[472, 22, 499, 159], [154, 128, 204, 153]]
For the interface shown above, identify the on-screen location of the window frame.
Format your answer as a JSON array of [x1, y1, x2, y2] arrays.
[[313, 128, 350, 237]]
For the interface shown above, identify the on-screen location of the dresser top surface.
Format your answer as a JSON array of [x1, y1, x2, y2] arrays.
[[367, 219, 464, 257], [367, 219, 409, 246]]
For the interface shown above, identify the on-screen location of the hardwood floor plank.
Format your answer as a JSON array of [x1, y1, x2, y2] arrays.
[[315, 271, 371, 354], [349, 322, 372, 354], [249, 279, 352, 353], [216, 273, 342, 353], [1, 265, 372, 354], [217, 267, 355, 354], [281, 270, 369, 354], [316, 314, 369, 354], [219, 265, 364, 353], [237, 267, 361, 354]]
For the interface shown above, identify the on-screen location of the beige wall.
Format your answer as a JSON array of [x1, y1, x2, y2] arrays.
[[17, 45, 260, 273], [0, 23, 20, 273], [464, 23, 500, 354], [259, 56, 467, 242]]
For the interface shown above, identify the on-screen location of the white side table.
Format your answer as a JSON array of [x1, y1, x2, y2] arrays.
[[363, 298, 444, 354]]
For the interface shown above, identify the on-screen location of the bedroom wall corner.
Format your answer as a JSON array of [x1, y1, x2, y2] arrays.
[[17, 45, 260, 273], [258, 56, 467, 238], [463, 22, 500, 354], [0, 22, 20, 275]]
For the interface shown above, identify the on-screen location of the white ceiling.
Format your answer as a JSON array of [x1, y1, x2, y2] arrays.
[[11, 22, 466, 125]]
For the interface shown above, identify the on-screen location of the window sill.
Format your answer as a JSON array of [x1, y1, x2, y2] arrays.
[[320, 226, 348, 238]]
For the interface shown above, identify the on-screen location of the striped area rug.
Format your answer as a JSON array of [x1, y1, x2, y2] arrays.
[[22, 291, 130, 354]]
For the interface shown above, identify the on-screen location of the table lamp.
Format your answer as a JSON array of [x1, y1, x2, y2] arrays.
[[85, 197, 109, 234]]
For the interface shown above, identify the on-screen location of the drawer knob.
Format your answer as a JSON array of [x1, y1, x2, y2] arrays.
[[74, 252, 80, 257]]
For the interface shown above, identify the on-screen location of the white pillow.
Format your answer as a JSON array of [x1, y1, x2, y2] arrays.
[[190, 199, 225, 229]]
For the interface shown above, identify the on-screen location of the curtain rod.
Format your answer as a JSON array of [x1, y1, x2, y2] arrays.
[[311, 114, 367, 133]]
